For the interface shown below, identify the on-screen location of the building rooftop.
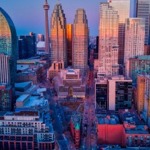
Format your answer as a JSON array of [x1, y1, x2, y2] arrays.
[[16, 94, 30, 102], [131, 55, 150, 61], [119, 109, 144, 125], [37, 41, 45, 48], [25, 96, 48, 107], [125, 125, 149, 134], [97, 111, 120, 125], [119, 109, 150, 134], [71, 113, 81, 130], [15, 81, 32, 89]]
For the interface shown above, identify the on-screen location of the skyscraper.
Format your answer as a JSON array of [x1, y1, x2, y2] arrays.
[[124, 18, 145, 76], [66, 24, 73, 66], [0, 7, 17, 111], [98, 3, 119, 76], [72, 9, 88, 72], [50, 3, 67, 66], [18, 32, 37, 59], [137, 0, 150, 45], [108, 0, 130, 66], [43, 0, 50, 54], [0, 7, 17, 85]]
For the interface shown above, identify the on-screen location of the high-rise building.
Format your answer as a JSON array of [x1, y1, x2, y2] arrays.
[[18, 32, 37, 59], [37, 34, 45, 42], [129, 55, 150, 84], [136, 75, 150, 127], [95, 78, 108, 110], [108, 0, 130, 65], [72, 9, 89, 72], [0, 7, 17, 111], [50, 3, 67, 66], [124, 18, 145, 76], [98, 3, 119, 76], [66, 24, 73, 66], [95, 36, 99, 59], [0, 7, 17, 85], [108, 76, 132, 111], [137, 0, 150, 45], [95, 76, 132, 111], [43, 0, 50, 54], [136, 75, 145, 114]]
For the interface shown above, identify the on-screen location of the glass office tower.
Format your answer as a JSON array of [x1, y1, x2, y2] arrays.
[[0, 7, 17, 85], [137, 0, 150, 45]]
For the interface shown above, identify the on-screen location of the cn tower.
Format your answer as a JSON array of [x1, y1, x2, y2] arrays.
[[43, 0, 50, 54]]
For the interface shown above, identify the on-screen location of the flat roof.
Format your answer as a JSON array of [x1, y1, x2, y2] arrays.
[[131, 55, 150, 61], [17, 65, 29, 71], [119, 110, 144, 125], [16, 94, 30, 102], [97, 113, 120, 125], [15, 81, 32, 88], [24, 96, 48, 107], [125, 125, 149, 134]]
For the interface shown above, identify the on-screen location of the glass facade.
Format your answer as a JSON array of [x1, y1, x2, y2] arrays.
[[72, 9, 89, 72], [137, 0, 150, 45], [50, 4, 67, 66], [115, 81, 132, 110], [66, 24, 73, 66], [0, 8, 17, 85], [96, 84, 108, 110]]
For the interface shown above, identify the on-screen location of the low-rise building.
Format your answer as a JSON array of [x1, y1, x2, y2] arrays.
[[119, 109, 150, 148], [16, 59, 48, 84], [0, 91, 55, 150], [54, 69, 86, 99], [0, 84, 12, 111], [47, 61, 64, 80], [96, 110, 150, 148], [97, 111, 124, 147], [0, 110, 55, 150], [70, 113, 81, 149]]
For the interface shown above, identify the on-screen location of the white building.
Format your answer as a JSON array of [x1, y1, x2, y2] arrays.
[[95, 75, 132, 111], [124, 18, 145, 76], [98, 3, 119, 76]]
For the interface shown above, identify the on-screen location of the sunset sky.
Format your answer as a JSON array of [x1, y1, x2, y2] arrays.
[[0, 0, 135, 36]]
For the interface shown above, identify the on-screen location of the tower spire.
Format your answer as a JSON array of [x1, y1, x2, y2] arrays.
[[43, 0, 50, 55]]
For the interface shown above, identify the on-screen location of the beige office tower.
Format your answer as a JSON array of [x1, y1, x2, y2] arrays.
[[50, 3, 67, 66], [124, 18, 145, 76], [98, 3, 119, 76], [72, 9, 89, 72], [108, 0, 130, 66]]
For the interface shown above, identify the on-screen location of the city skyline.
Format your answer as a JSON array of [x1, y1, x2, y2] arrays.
[[0, 0, 135, 36], [1, 0, 150, 149]]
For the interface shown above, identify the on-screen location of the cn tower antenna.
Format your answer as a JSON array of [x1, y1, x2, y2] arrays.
[[43, 0, 50, 55]]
